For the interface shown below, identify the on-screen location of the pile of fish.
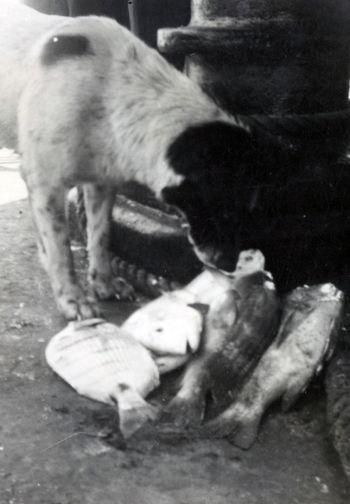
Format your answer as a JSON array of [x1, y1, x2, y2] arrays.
[[204, 283, 343, 448], [45, 249, 344, 444]]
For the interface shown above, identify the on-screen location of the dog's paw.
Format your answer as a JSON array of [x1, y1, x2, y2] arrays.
[[57, 289, 100, 320], [90, 272, 136, 302]]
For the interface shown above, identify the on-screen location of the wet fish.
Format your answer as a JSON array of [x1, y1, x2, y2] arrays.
[[155, 354, 190, 374], [121, 249, 265, 363], [45, 318, 160, 438], [204, 283, 344, 448], [182, 249, 266, 304], [162, 269, 280, 428], [326, 348, 350, 482], [122, 291, 203, 356]]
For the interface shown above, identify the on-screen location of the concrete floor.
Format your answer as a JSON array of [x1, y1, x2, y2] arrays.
[[1, 155, 350, 504]]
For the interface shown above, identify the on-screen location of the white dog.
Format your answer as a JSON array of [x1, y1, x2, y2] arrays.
[[0, 0, 265, 319]]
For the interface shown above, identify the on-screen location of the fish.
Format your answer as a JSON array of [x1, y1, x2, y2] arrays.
[[182, 249, 266, 305], [326, 348, 350, 482], [155, 354, 190, 374], [121, 249, 265, 361], [204, 283, 344, 449], [122, 291, 203, 356], [162, 268, 280, 428], [45, 318, 160, 438]]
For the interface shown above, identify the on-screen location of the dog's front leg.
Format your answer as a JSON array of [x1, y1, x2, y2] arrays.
[[26, 182, 99, 320], [83, 184, 135, 301]]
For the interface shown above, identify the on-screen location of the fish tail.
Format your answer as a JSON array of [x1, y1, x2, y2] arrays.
[[229, 415, 261, 450], [111, 385, 159, 439], [204, 404, 262, 450]]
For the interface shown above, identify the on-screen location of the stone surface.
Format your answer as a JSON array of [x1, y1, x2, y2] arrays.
[[1, 195, 350, 504], [159, 0, 350, 116]]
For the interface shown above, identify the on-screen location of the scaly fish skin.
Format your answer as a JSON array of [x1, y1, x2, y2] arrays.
[[46, 318, 160, 438], [204, 283, 344, 448], [163, 270, 280, 429], [122, 291, 203, 356]]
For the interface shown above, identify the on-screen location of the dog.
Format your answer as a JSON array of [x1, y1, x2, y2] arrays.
[[0, 0, 284, 319]]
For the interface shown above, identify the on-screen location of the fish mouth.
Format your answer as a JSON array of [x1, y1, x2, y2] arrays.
[[319, 283, 344, 301], [296, 283, 344, 303]]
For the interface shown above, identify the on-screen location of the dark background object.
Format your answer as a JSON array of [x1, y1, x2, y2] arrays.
[[67, 0, 130, 28], [108, 194, 201, 284], [158, 0, 350, 291], [159, 0, 350, 139], [23, 0, 190, 64], [22, 0, 69, 15], [23, 0, 132, 27], [127, 0, 190, 67], [127, 0, 190, 49]]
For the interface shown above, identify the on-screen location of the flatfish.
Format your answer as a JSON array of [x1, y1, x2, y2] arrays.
[[46, 318, 160, 438]]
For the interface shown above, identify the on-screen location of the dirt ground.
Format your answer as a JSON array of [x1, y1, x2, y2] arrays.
[[1, 188, 350, 503]]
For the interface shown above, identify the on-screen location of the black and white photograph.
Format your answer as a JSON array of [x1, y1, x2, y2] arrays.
[[1, 1, 350, 503]]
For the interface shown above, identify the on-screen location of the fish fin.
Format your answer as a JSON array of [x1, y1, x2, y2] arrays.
[[324, 319, 341, 362], [203, 405, 261, 449], [188, 303, 210, 317], [229, 417, 261, 450], [72, 318, 106, 331], [111, 385, 159, 439]]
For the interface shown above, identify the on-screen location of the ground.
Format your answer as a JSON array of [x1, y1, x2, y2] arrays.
[[1, 151, 350, 504]]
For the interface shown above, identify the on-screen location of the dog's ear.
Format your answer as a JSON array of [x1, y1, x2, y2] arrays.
[[167, 121, 257, 179]]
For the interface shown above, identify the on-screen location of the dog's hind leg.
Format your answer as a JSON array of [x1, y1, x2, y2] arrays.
[[83, 183, 135, 301], [24, 178, 99, 320]]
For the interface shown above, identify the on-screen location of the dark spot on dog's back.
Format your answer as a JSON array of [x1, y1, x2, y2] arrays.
[[118, 383, 130, 392], [41, 35, 94, 66]]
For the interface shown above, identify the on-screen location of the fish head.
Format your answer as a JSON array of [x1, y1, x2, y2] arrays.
[[287, 283, 344, 308], [276, 283, 344, 351], [234, 249, 266, 275], [123, 296, 203, 356]]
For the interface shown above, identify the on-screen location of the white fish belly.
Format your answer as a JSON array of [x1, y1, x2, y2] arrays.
[[45, 319, 160, 404]]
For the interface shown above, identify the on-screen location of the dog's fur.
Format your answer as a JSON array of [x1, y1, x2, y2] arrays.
[[1, 1, 279, 319]]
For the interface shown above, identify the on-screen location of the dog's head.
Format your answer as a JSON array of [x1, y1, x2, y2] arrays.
[[162, 121, 286, 272]]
